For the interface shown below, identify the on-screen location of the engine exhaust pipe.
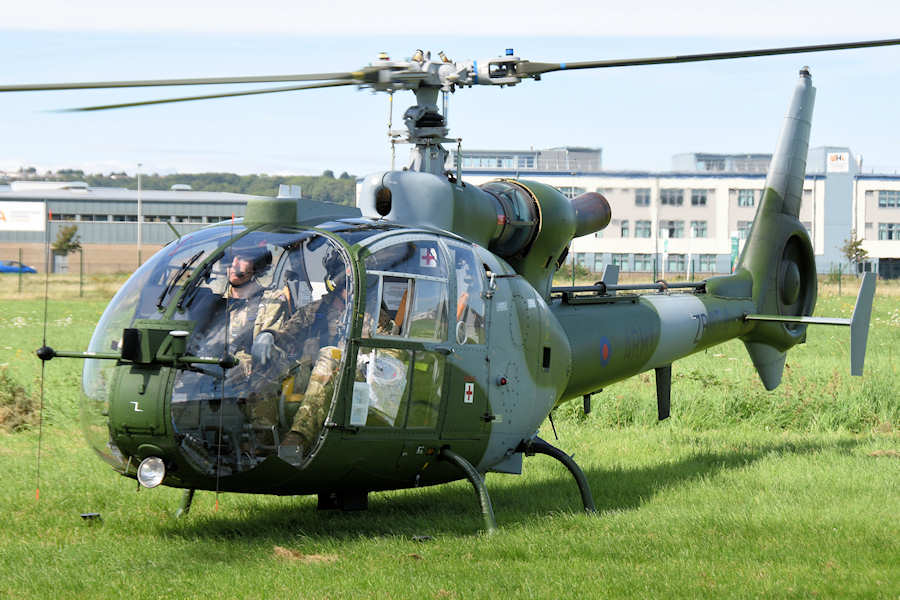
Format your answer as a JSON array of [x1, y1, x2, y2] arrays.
[[571, 192, 611, 238]]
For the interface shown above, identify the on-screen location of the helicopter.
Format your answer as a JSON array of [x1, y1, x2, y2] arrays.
[[3, 39, 891, 533]]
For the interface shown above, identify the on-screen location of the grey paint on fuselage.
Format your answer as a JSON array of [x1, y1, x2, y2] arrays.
[[474, 247, 572, 473]]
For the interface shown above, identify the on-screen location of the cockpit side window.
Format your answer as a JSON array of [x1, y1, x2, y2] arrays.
[[362, 239, 448, 341], [445, 241, 486, 345], [351, 236, 450, 430]]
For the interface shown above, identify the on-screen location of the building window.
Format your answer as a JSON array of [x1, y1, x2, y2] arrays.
[[699, 254, 717, 272], [737, 220, 752, 239], [593, 231, 603, 238], [878, 223, 900, 240], [635, 220, 652, 238], [620, 220, 629, 238], [51, 213, 76, 221], [517, 156, 535, 169], [737, 189, 756, 207], [691, 189, 709, 206], [878, 190, 900, 208], [575, 252, 588, 268], [635, 188, 651, 206], [593, 254, 605, 272], [660, 220, 684, 238], [612, 253, 629, 271], [660, 188, 684, 206], [113, 214, 137, 222], [559, 186, 586, 199], [667, 254, 685, 273], [634, 254, 653, 272], [690, 220, 707, 238]]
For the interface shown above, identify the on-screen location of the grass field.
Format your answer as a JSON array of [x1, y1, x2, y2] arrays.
[[0, 275, 897, 598]]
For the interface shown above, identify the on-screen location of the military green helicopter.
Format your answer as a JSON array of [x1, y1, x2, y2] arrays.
[[5, 39, 891, 532]]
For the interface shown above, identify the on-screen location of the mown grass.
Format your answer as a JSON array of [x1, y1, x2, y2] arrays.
[[0, 277, 897, 598]]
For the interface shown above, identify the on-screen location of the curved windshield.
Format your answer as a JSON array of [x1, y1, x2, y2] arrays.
[[171, 229, 354, 472], [81, 224, 246, 465]]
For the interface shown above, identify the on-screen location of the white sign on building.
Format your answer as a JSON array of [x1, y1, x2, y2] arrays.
[[827, 152, 850, 173], [0, 201, 45, 232]]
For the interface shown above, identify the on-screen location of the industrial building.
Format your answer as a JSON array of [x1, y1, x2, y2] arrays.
[[0, 181, 259, 272], [2, 145, 899, 278], [454, 147, 900, 278]]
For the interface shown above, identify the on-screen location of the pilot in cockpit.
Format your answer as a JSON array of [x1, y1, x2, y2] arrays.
[[218, 244, 293, 402], [249, 249, 351, 453]]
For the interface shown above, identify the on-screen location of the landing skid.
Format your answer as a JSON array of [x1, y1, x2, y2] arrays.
[[519, 437, 596, 513], [439, 447, 497, 534], [175, 488, 195, 518]]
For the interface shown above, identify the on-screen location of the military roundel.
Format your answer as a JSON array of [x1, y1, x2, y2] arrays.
[[599, 336, 612, 366]]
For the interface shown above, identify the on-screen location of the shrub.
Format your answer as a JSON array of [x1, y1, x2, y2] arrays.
[[0, 366, 40, 432]]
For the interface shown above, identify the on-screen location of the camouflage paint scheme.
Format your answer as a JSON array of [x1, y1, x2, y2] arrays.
[[90, 71, 825, 500]]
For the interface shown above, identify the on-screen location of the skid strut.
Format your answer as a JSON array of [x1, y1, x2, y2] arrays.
[[519, 437, 596, 513], [175, 488, 195, 518], [439, 447, 497, 534]]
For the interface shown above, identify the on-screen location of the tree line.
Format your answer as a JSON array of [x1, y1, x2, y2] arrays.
[[25, 169, 358, 206]]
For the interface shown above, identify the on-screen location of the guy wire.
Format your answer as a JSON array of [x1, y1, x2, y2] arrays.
[[215, 213, 236, 511], [36, 210, 53, 501]]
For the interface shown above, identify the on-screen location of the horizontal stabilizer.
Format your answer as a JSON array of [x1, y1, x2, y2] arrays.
[[744, 314, 850, 326], [744, 273, 876, 376]]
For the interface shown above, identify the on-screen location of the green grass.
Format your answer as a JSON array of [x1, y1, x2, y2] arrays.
[[1, 426, 896, 598], [0, 282, 898, 598]]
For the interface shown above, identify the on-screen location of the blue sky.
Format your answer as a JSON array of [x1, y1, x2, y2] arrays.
[[2, 2, 899, 177]]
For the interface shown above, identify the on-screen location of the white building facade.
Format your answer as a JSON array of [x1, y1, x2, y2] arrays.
[[455, 147, 900, 278]]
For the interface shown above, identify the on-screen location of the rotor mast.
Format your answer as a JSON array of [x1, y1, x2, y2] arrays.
[[402, 86, 452, 175]]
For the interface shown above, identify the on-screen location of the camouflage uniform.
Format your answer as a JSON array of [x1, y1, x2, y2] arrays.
[[224, 285, 292, 425], [286, 345, 342, 447], [275, 291, 349, 448]]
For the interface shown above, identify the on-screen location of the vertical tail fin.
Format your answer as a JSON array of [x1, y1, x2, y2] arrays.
[[737, 68, 817, 390]]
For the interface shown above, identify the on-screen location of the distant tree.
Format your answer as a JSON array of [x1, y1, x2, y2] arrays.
[[841, 230, 869, 275], [339, 171, 353, 180], [322, 169, 335, 178], [52, 224, 82, 256]]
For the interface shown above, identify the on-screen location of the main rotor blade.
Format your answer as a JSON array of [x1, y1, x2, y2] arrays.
[[57, 80, 357, 112], [0, 71, 360, 93], [517, 38, 900, 77]]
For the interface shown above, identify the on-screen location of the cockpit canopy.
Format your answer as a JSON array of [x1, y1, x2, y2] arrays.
[[81, 220, 493, 484], [82, 224, 358, 470]]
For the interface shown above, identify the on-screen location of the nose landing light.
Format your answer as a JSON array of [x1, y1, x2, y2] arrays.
[[137, 457, 166, 488]]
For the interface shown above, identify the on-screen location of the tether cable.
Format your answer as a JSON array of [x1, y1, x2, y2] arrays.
[[35, 210, 53, 501]]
